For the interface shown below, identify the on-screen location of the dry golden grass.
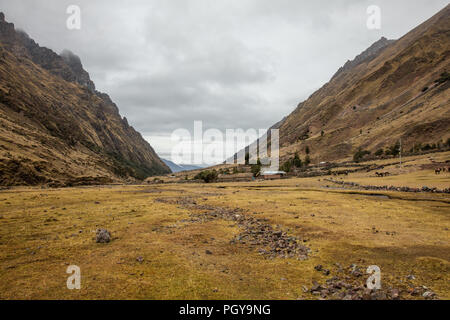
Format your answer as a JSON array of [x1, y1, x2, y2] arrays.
[[0, 164, 449, 299], [338, 151, 450, 189]]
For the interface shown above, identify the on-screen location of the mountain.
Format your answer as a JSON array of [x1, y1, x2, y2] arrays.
[[0, 12, 170, 186], [162, 159, 203, 173], [274, 5, 450, 163]]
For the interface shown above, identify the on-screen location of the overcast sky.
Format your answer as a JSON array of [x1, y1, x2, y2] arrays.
[[0, 0, 448, 164]]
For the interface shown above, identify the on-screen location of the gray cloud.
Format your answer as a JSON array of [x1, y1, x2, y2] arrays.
[[0, 0, 448, 163]]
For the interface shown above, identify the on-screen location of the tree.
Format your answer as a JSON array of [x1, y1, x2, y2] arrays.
[[245, 152, 250, 165], [281, 161, 292, 173], [353, 148, 371, 162], [435, 71, 450, 84], [250, 159, 262, 177], [413, 143, 422, 153], [293, 153, 302, 168], [375, 149, 384, 157], [194, 170, 218, 183], [304, 155, 311, 166], [387, 141, 400, 156]]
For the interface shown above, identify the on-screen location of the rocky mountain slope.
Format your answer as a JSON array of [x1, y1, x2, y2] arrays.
[[0, 12, 170, 186], [276, 5, 450, 163]]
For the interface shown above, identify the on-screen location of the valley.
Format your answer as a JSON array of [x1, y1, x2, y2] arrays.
[[0, 152, 448, 300]]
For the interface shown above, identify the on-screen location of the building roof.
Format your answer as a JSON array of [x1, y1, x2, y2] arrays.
[[261, 171, 286, 175]]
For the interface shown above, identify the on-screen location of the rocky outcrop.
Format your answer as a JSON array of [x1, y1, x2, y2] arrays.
[[332, 37, 395, 80], [0, 13, 170, 186], [60, 49, 96, 91]]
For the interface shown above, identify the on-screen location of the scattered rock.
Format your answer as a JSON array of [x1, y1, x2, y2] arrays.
[[406, 274, 416, 280], [390, 288, 400, 300], [423, 291, 436, 299], [205, 250, 213, 255], [159, 196, 310, 260], [136, 256, 144, 263], [96, 229, 111, 243], [350, 264, 363, 277], [307, 263, 438, 300]]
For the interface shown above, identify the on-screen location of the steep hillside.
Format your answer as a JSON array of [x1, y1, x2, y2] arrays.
[[0, 13, 170, 186], [277, 5, 450, 163]]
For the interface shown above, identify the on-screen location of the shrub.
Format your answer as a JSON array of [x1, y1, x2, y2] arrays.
[[353, 148, 371, 162], [194, 170, 218, 183], [304, 155, 311, 166], [412, 143, 422, 153], [293, 153, 302, 168], [281, 161, 292, 173], [250, 159, 262, 177], [435, 71, 450, 85], [386, 141, 400, 156], [375, 149, 384, 157]]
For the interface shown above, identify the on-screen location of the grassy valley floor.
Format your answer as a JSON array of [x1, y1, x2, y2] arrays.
[[0, 156, 449, 299]]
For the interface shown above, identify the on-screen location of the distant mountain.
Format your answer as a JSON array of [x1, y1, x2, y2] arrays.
[[162, 159, 203, 173], [0, 12, 170, 186], [274, 5, 450, 163]]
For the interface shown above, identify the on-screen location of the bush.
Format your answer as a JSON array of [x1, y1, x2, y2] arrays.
[[304, 155, 311, 166], [375, 149, 384, 157], [281, 161, 292, 173], [435, 72, 450, 85], [194, 170, 218, 183], [353, 148, 371, 162], [250, 159, 262, 177], [293, 153, 302, 168], [386, 141, 400, 157]]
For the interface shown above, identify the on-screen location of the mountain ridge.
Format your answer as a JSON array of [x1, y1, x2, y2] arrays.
[[275, 4, 450, 163], [0, 12, 170, 186]]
